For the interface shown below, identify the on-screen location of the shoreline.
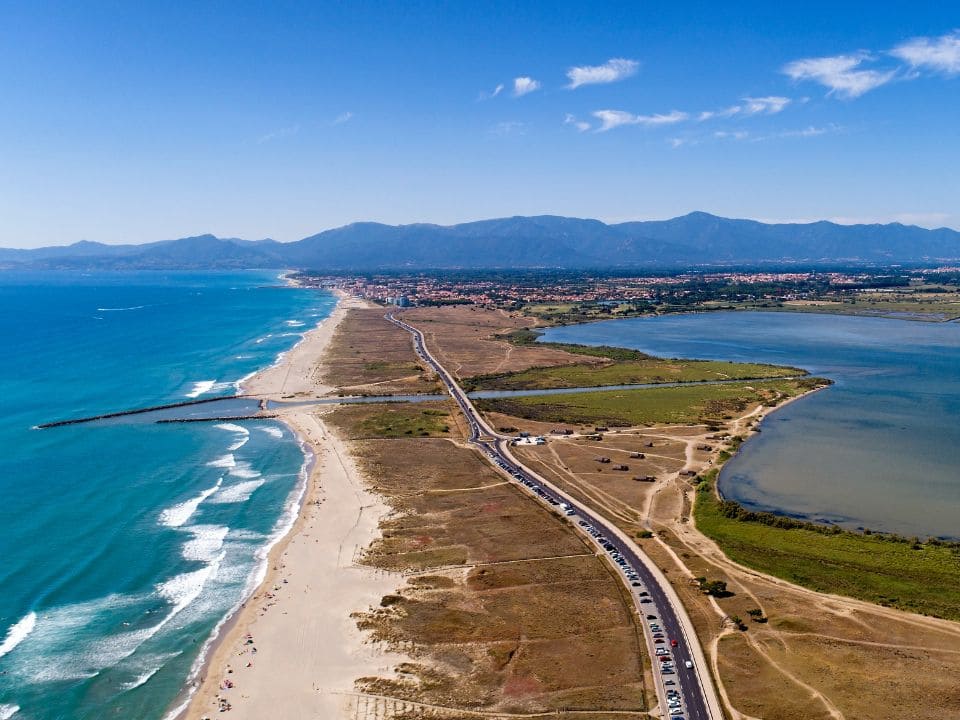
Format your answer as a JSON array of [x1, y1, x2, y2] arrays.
[[176, 289, 406, 719]]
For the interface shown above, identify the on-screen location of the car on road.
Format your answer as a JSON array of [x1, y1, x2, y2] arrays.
[[684, 660, 693, 669], [671, 639, 678, 647]]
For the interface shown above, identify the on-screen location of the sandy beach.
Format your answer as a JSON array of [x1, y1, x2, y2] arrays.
[[181, 291, 407, 720], [241, 289, 367, 400]]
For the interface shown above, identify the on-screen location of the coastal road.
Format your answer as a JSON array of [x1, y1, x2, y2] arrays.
[[386, 312, 723, 720]]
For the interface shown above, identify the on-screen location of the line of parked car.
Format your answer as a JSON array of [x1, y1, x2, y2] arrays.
[[489, 453, 576, 515], [490, 452, 689, 719]]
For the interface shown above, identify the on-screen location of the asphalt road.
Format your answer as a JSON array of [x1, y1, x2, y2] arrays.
[[386, 312, 718, 720]]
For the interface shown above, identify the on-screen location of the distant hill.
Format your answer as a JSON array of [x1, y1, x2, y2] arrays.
[[4, 213, 960, 270]]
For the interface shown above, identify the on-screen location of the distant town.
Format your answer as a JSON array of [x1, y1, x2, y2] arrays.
[[292, 267, 960, 323]]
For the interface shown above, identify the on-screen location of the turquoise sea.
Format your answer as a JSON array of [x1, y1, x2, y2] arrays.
[[0, 271, 335, 720], [541, 311, 960, 540]]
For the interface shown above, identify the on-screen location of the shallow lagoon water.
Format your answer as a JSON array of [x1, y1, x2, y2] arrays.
[[540, 311, 960, 540]]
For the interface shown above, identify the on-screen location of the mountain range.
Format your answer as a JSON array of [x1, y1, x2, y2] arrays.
[[3, 212, 960, 270]]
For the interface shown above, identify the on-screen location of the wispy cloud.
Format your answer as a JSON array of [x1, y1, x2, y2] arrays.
[[699, 96, 791, 121], [782, 53, 895, 98], [513, 76, 541, 97], [776, 125, 832, 138], [742, 96, 791, 114], [257, 124, 300, 144], [332, 112, 353, 125], [714, 130, 750, 140], [477, 83, 505, 101], [489, 120, 528, 136], [891, 31, 960, 74], [592, 109, 688, 132], [564, 113, 591, 132], [566, 58, 639, 89]]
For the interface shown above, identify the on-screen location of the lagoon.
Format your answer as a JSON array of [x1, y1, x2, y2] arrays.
[[540, 311, 960, 540]]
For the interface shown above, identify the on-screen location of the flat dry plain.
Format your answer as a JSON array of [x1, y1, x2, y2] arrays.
[[399, 305, 604, 376], [400, 305, 960, 720], [321, 309, 653, 719], [322, 306, 442, 395]]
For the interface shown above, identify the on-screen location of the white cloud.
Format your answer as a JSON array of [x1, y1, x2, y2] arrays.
[[714, 130, 750, 140], [891, 31, 960, 74], [782, 53, 895, 98], [698, 96, 790, 121], [513, 76, 541, 97], [489, 121, 528, 136], [332, 112, 353, 125], [257, 124, 300, 143], [592, 109, 688, 132], [698, 106, 739, 121], [741, 96, 791, 114], [776, 125, 830, 138], [564, 113, 591, 132], [566, 58, 640, 89], [478, 83, 504, 101]]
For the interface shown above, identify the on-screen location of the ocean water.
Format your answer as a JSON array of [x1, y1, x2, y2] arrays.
[[0, 271, 335, 720], [540, 311, 960, 540]]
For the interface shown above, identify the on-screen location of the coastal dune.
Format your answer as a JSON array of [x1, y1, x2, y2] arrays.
[[183, 293, 406, 719]]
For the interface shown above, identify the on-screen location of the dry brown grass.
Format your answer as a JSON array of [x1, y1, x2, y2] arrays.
[[326, 404, 650, 716], [399, 306, 602, 378], [481, 391, 960, 720], [322, 307, 441, 394]]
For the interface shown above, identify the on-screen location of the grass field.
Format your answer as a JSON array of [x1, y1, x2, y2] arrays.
[[330, 401, 454, 438], [463, 355, 804, 392], [695, 472, 960, 620], [475, 378, 827, 427], [321, 408, 649, 714], [322, 307, 440, 394]]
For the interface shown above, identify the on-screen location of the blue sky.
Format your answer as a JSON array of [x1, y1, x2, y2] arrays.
[[1, 1, 958, 247]]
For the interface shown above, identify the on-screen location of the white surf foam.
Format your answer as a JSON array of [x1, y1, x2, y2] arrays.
[[121, 665, 161, 691], [119, 651, 181, 692], [228, 461, 261, 479], [184, 380, 216, 398], [206, 454, 235, 469], [159, 479, 222, 528], [214, 423, 246, 434], [215, 423, 250, 451], [2, 594, 145, 683], [0, 612, 36, 659], [284, 319, 305, 327], [160, 420, 315, 720], [96, 305, 146, 311], [259, 426, 283, 439], [0, 704, 20, 720], [156, 555, 223, 625], [253, 334, 272, 344], [207, 479, 265, 504], [181, 525, 230, 563]]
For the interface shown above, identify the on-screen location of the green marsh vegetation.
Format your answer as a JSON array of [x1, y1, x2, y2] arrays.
[[695, 469, 960, 621]]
